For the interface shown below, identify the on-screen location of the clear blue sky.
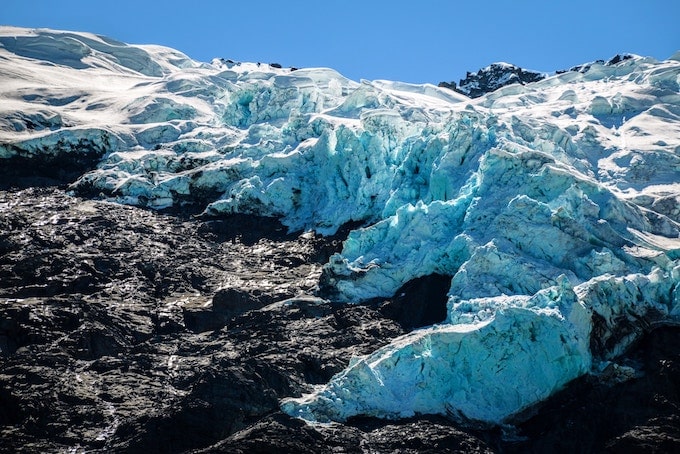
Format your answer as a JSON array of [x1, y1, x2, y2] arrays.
[[3, 0, 679, 84]]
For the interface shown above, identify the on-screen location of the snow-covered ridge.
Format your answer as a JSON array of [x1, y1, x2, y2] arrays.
[[1, 27, 679, 425]]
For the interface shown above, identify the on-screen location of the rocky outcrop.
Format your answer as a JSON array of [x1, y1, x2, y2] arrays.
[[0, 186, 402, 451], [439, 63, 546, 98]]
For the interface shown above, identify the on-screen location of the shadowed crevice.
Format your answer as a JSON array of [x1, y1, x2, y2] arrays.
[[379, 273, 452, 331]]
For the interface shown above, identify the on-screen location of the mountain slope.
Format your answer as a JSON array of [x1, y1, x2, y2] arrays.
[[1, 26, 680, 435]]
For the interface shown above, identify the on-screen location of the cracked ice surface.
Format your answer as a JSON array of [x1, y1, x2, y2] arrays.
[[284, 279, 593, 423], [1, 27, 679, 424], [285, 268, 679, 423], [278, 56, 680, 423]]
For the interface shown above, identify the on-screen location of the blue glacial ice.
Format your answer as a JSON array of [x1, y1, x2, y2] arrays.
[[1, 27, 679, 424], [283, 279, 593, 423]]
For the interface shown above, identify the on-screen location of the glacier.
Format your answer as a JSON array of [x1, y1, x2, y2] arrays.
[[1, 27, 680, 425]]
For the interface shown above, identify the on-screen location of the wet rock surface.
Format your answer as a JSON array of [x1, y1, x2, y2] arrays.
[[0, 186, 679, 453]]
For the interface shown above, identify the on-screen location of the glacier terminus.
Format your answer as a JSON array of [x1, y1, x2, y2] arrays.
[[1, 27, 680, 428]]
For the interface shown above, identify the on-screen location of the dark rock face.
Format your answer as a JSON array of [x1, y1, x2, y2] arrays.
[[439, 63, 546, 98], [1, 186, 679, 453], [202, 413, 498, 453]]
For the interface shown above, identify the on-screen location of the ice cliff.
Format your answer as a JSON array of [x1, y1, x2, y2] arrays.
[[1, 27, 680, 425]]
